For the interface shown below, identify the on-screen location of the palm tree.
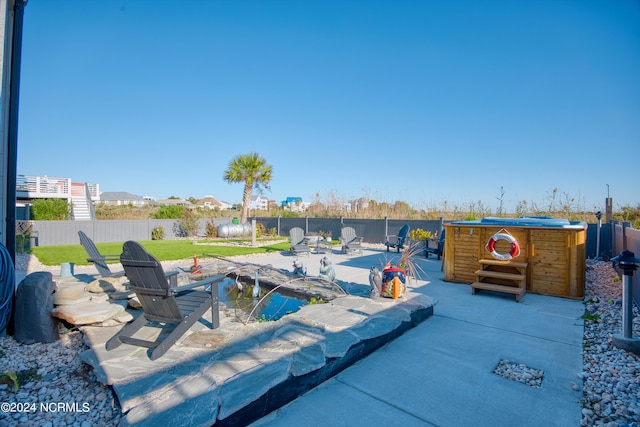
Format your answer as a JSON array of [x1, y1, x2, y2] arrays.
[[223, 153, 273, 224]]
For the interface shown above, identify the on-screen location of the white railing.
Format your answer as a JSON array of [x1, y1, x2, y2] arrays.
[[86, 182, 100, 201], [16, 174, 100, 200]]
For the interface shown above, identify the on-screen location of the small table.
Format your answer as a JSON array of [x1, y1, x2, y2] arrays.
[[316, 238, 333, 254]]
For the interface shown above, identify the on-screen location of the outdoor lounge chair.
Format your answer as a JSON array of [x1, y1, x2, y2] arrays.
[[289, 227, 311, 257], [78, 231, 125, 278], [340, 227, 364, 255], [385, 224, 410, 252], [426, 228, 446, 260], [105, 240, 226, 360]]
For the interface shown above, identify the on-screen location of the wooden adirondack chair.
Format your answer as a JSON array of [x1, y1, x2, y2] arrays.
[[385, 224, 410, 252], [105, 240, 226, 360], [426, 228, 446, 260], [78, 231, 125, 278], [340, 227, 364, 255], [289, 227, 310, 257]]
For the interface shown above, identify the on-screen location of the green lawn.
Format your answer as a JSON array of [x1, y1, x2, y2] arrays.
[[31, 239, 290, 266]]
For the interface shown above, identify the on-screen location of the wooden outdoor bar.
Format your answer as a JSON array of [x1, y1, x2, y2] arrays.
[[443, 217, 587, 300]]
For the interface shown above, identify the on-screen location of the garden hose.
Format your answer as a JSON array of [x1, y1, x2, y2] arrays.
[[0, 244, 15, 334]]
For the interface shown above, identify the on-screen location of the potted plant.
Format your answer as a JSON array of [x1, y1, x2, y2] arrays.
[[380, 241, 425, 299]]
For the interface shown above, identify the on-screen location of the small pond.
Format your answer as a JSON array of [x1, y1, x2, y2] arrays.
[[218, 278, 308, 322]]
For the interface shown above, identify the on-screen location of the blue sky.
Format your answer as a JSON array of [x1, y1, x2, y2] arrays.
[[17, 0, 640, 212]]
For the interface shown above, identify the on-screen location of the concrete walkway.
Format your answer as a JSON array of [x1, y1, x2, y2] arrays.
[[250, 250, 586, 427]]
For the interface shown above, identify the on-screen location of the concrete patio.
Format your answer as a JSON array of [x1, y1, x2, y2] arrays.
[[15, 244, 585, 426]]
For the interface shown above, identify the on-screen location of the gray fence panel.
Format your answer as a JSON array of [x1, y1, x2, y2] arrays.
[[95, 220, 153, 242], [585, 222, 613, 260], [277, 218, 313, 237], [611, 222, 640, 306], [624, 227, 640, 305], [253, 217, 280, 235], [30, 218, 237, 246], [29, 217, 446, 247], [339, 219, 378, 243], [305, 218, 342, 240], [32, 220, 81, 246], [600, 222, 613, 260]]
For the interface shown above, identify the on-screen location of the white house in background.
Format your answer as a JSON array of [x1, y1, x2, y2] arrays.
[[196, 195, 222, 209], [100, 192, 148, 206], [195, 196, 234, 210], [218, 200, 233, 210], [281, 196, 309, 212], [248, 195, 269, 210]]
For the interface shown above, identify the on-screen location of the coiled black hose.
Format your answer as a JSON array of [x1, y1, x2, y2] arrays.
[[0, 244, 15, 333]]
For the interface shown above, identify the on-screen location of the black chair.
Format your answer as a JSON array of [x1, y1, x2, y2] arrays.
[[385, 224, 410, 253], [78, 231, 124, 278], [106, 241, 226, 360], [426, 229, 446, 260]]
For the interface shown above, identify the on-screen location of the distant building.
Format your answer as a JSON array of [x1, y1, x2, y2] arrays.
[[249, 195, 269, 210], [100, 192, 148, 207], [350, 198, 369, 213], [16, 174, 100, 221], [281, 196, 308, 212], [196, 195, 223, 209], [218, 200, 233, 210]]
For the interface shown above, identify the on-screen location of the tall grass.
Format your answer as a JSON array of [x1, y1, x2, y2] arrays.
[[93, 187, 638, 226]]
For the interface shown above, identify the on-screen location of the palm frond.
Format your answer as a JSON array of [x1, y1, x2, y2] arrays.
[[397, 241, 427, 282]]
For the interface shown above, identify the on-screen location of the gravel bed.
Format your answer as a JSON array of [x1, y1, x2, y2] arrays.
[[581, 259, 640, 427], [1, 255, 639, 426]]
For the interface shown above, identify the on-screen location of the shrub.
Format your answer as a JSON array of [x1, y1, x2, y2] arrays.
[[151, 226, 165, 240], [154, 205, 184, 219], [205, 221, 217, 238], [95, 203, 155, 219], [179, 209, 199, 237], [409, 228, 433, 241], [30, 198, 71, 220], [267, 227, 277, 237], [255, 222, 266, 238]]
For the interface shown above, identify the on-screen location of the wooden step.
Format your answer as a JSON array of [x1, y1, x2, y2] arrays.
[[471, 282, 526, 302], [474, 270, 526, 281], [479, 259, 528, 269]]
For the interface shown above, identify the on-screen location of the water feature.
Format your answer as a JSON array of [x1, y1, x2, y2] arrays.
[[218, 277, 308, 322]]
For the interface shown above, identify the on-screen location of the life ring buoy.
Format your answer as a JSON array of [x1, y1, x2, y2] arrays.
[[486, 233, 520, 261]]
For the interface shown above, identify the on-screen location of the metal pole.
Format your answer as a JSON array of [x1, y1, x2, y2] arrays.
[[5, 0, 28, 264], [621, 272, 633, 338], [596, 218, 601, 258], [595, 211, 602, 259], [611, 250, 640, 354], [251, 218, 256, 248]]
